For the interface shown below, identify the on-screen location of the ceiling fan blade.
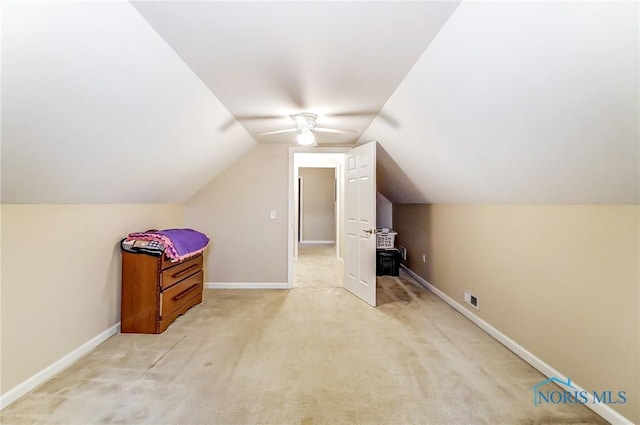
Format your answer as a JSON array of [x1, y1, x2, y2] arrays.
[[236, 114, 285, 121], [257, 128, 298, 136], [219, 114, 291, 132], [314, 127, 357, 135], [325, 110, 399, 128], [324, 111, 378, 118]]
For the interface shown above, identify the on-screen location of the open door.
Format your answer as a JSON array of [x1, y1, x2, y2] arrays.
[[344, 141, 377, 306]]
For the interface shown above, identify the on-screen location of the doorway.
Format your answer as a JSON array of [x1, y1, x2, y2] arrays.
[[298, 168, 336, 245], [295, 167, 341, 287], [288, 149, 348, 288], [287, 143, 378, 306]]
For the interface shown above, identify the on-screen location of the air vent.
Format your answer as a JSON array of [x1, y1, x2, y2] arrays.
[[397, 245, 407, 261], [464, 290, 479, 310]]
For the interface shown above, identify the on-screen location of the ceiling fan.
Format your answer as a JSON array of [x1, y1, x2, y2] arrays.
[[256, 112, 356, 146]]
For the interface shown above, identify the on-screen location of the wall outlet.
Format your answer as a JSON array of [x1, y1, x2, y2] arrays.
[[421, 253, 427, 263], [464, 290, 479, 310]]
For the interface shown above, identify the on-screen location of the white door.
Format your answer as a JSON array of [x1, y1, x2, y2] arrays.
[[344, 142, 377, 306]]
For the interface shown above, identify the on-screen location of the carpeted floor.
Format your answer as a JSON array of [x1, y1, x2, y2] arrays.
[[294, 244, 344, 288], [1, 250, 608, 424]]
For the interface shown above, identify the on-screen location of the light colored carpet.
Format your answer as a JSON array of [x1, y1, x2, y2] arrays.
[[0, 273, 607, 424], [294, 245, 344, 288]]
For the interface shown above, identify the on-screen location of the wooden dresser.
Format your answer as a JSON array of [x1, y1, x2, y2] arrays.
[[121, 252, 204, 334]]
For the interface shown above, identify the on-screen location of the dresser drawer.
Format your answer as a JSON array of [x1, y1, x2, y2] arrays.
[[160, 255, 203, 290], [161, 253, 177, 270], [161, 270, 203, 319]]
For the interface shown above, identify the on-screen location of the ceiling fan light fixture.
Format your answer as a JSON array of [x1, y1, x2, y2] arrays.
[[297, 129, 315, 146], [292, 112, 317, 129], [255, 111, 355, 143]]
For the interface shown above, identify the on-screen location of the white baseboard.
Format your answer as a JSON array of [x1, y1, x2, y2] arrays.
[[400, 265, 634, 425], [205, 282, 290, 289], [300, 240, 335, 245], [0, 322, 120, 410]]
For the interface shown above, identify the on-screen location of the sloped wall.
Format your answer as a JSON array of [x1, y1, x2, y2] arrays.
[[362, 1, 639, 204], [1, 204, 183, 395], [2, 1, 255, 204], [394, 204, 639, 423]]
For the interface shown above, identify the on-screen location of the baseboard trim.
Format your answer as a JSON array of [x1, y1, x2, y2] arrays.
[[399, 264, 634, 425], [0, 322, 120, 410], [205, 282, 290, 289], [300, 240, 335, 245]]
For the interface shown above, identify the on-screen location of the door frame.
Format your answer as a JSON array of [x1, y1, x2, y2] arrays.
[[287, 147, 351, 288], [298, 175, 304, 243]]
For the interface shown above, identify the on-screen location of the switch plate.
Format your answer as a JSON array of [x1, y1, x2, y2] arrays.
[[270, 210, 277, 219]]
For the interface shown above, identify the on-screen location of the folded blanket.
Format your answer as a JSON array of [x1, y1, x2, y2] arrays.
[[126, 228, 209, 261]]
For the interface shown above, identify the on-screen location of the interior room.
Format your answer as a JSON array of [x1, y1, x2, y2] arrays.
[[1, 1, 638, 424]]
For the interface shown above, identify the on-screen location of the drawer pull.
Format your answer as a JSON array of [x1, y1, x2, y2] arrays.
[[172, 264, 199, 279], [173, 283, 200, 301]]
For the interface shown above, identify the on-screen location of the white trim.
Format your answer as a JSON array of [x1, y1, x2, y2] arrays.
[[299, 174, 304, 243], [288, 148, 295, 287], [0, 322, 120, 410], [300, 240, 335, 245], [205, 282, 289, 289], [400, 265, 634, 425]]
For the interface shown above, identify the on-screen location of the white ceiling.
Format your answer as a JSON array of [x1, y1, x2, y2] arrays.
[[363, 1, 639, 204], [2, 1, 638, 205], [131, 1, 460, 145]]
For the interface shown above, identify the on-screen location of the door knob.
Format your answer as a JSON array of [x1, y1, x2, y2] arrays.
[[363, 229, 377, 235]]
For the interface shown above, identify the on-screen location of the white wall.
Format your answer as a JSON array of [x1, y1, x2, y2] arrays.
[[2, 1, 255, 204], [300, 168, 335, 243], [1, 204, 183, 394], [376, 192, 392, 229], [362, 1, 639, 204]]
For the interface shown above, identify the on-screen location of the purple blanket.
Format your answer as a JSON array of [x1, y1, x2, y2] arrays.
[[155, 229, 209, 259], [126, 228, 209, 261]]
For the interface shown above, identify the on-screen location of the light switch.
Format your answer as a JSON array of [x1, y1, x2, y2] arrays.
[[270, 210, 277, 219]]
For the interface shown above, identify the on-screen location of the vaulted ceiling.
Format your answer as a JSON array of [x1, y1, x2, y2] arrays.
[[130, 1, 459, 145], [2, 1, 638, 204]]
